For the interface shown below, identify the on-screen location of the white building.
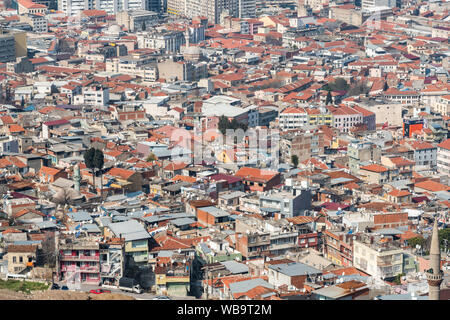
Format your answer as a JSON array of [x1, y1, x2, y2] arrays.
[[137, 30, 185, 53], [361, 0, 396, 11], [434, 95, 450, 116], [279, 107, 308, 130], [239, 0, 256, 18], [353, 239, 404, 280], [74, 86, 110, 106], [143, 96, 170, 117], [437, 139, 450, 175]]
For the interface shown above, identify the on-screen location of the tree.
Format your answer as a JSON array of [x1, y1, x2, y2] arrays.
[[218, 115, 229, 135], [291, 155, 299, 168], [84, 148, 96, 193], [393, 273, 405, 285], [439, 228, 450, 252], [146, 153, 157, 162], [20, 96, 25, 108], [93, 149, 104, 199], [408, 236, 426, 249], [332, 78, 349, 91], [326, 90, 333, 105], [142, 21, 146, 31], [383, 82, 389, 91]]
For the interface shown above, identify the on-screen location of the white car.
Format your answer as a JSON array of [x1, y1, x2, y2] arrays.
[[153, 296, 171, 300]]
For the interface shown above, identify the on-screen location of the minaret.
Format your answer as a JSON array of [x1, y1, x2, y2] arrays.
[[73, 163, 81, 192], [426, 220, 443, 300]]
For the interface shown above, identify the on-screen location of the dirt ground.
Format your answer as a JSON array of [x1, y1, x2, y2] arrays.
[[0, 288, 135, 300]]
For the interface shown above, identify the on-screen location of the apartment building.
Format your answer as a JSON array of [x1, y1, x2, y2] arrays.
[[235, 216, 298, 258], [239, 0, 256, 18], [19, 14, 48, 33], [74, 86, 110, 106], [279, 107, 307, 130], [323, 230, 355, 267], [99, 239, 125, 286], [0, 30, 27, 63], [137, 30, 185, 53], [17, 0, 47, 14], [437, 139, 450, 175], [157, 58, 207, 82], [58, 239, 101, 285], [59, 0, 151, 15], [116, 10, 158, 32], [361, 0, 395, 11], [350, 99, 403, 127], [259, 187, 312, 218], [280, 129, 325, 164], [383, 88, 420, 105], [353, 237, 404, 281], [106, 50, 158, 81], [359, 164, 392, 184], [406, 140, 437, 169], [104, 220, 151, 265], [434, 95, 450, 116], [348, 140, 381, 175], [328, 5, 364, 26], [327, 105, 363, 133], [168, 0, 239, 24]]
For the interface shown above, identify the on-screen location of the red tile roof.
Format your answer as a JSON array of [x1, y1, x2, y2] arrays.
[[360, 164, 388, 173], [107, 167, 135, 180]]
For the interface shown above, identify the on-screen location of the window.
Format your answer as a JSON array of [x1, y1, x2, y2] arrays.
[[13, 256, 16, 263], [19, 257, 23, 263]]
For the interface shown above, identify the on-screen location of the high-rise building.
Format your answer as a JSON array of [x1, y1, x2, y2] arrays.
[[426, 220, 443, 300], [0, 29, 27, 63], [361, 0, 395, 11], [59, 0, 159, 16], [239, 0, 256, 18], [167, 0, 239, 24]]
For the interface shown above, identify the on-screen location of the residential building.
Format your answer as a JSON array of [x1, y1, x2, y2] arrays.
[[437, 139, 450, 175], [353, 237, 404, 281], [58, 238, 101, 284]]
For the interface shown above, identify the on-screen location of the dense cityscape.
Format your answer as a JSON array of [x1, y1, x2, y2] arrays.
[[0, 0, 448, 301]]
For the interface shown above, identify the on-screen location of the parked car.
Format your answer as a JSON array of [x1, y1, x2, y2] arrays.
[[61, 285, 69, 290], [89, 289, 112, 294], [153, 296, 171, 300], [50, 283, 60, 290]]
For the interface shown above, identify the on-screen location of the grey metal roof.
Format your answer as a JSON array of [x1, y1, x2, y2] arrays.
[[229, 278, 273, 296], [98, 217, 112, 227], [220, 260, 249, 274], [375, 293, 428, 300], [141, 212, 191, 224], [268, 262, 322, 276], [219, 191, 246, 200], [375, 228, 404, 235], [108, 219, 151, 241], [198, 242, 211, 254], [67, 211, 93, 222], [112, 216, 131, 222], [170, 217, 196, 227], [35, 221, 58, 229], [200, 206, 230, 218], [81, 223, 101, 233]]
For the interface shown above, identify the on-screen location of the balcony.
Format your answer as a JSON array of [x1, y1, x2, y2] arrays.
[[60, 254, 99, 261]]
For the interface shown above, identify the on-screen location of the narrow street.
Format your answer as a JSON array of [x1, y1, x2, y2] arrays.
[[53, 281, 201, 300]]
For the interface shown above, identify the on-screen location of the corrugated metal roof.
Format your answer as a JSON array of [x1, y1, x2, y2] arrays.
[[229, 278, 273, 295], [108, 220, 151, 241], [268, 262, 321, 277], [220, 261, 249, 274]]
